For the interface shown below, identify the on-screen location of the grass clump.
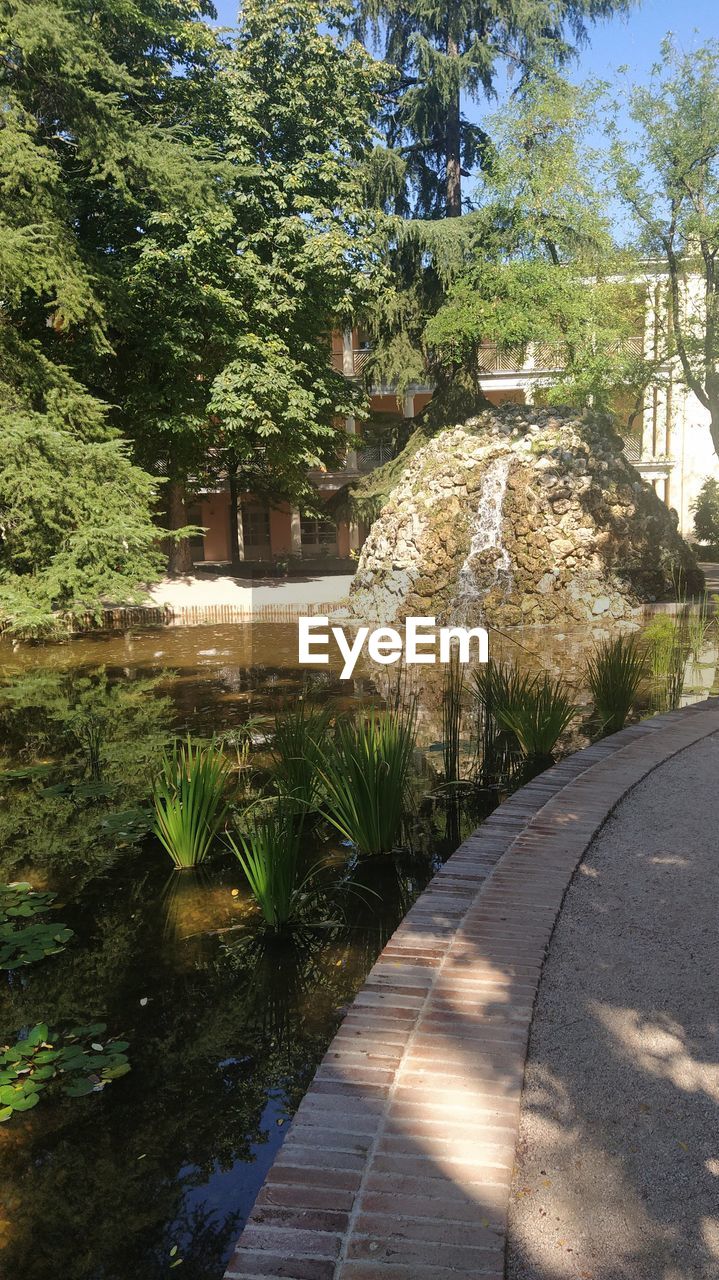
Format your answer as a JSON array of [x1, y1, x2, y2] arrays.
[[272, 701, 331, 813], [227, 805, 321, 932], [585, 633, 646, 736], [476, 663, 574, 763], [152, 736, 230, 869], [441, 652, 466, 788], [319, 704, 417, 855]]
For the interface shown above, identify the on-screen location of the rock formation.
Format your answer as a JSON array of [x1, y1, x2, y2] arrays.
[[349, 405, 703, 627]]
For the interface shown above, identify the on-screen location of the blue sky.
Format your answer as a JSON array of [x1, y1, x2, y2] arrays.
[[211, 1, 719, 80]]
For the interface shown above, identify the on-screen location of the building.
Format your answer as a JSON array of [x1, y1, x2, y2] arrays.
[[190, 279, 719, 568]]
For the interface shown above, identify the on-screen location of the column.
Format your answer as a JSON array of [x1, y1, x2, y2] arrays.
[[290, 508, 302, 556]]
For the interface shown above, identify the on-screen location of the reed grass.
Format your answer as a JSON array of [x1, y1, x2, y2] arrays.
[[318, 704, 417, 855], [227, 805, 315, 931], [441, 651, 466, 787], [272, 701, 331, 813], [152, 736, 230, 869], [479, 664, 574, 762], [585, 633, 646, 736]]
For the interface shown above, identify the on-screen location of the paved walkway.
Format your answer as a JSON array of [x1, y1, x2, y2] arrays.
[[148, 572, 353, 614], [223, 701, 719, 1280], [507, 731, 719, 1280]]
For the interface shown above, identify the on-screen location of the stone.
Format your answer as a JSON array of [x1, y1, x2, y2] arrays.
[[349, 404, 703, 628]]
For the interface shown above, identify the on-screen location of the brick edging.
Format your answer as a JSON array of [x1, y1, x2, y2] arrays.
[[225, 699, 719, 1280]]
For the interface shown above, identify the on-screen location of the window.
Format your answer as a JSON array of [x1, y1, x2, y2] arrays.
[[186, 505, 205, 561], [300, 517, 337, 551], [241, 503, 271, 549]]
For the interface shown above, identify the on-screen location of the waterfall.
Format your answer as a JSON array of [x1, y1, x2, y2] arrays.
[[458, 456, 512, 604]]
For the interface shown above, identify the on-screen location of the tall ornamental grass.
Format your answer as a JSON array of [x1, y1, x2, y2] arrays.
[[441, 652, 465, 787], [227, 806, 313, 931], [585, 633, 646, 736], [152, 736, 230, 869], [319, 704, 417, 856], [272, 701, 330, 812], [481, 664, 574, 762]]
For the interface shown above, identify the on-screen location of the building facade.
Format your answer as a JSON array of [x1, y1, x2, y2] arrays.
[[190, 284, 719, 569]]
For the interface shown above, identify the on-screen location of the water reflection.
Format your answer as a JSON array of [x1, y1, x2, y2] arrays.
[[0, 619, 716, 1279]]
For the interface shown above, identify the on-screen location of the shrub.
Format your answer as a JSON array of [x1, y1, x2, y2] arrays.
[[152, 736, 230, 869], [585, 633, 646, 736], [319, 704, 417, 855]]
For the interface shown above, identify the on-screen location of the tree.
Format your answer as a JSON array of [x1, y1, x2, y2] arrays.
[[205, 0, 386, 569], [424, 71, 652, 421], [0, 0, 230, 612], [355, 0, 637, 218], [106, 0, 388, 573], [610, 39, 719, 462], [692, 477, 719, 545]]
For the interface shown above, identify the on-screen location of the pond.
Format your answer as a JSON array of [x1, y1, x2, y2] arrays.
[[0, 619, 716, 1280]]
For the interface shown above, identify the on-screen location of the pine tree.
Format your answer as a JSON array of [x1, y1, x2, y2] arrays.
[[0, 0, 218, 626], [356, 0, 637, 218]]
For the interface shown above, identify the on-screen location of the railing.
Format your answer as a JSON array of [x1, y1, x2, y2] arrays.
[[330, 348, 373, 377], [332, 337, 645, 379], [356, 442, 395, 472]]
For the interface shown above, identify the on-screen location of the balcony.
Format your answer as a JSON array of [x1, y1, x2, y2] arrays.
[[330, 347, 373, 377], [332, 337, 644, 381]]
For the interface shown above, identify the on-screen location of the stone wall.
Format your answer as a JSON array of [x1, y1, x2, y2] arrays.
[[349, 405, 703, 626]]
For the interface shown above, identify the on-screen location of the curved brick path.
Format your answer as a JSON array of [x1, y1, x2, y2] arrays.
[[224, 698, 719, 1280]]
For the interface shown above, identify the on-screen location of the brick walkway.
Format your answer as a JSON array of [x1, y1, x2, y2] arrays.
[[224, 699, 719, 1280]]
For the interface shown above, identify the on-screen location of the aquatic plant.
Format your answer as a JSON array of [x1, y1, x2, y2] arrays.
[[0, 882, 73, 969], [686, 598, 715, 660], [152, 736, 230, 869], [272, 701, 331, 813], [318, 704, 417, 855], [0, 1022, 130, 1120], [585, 633, 646, 736], [482, 664, 574, 762], [643, 613, 687, 710], [227, 805, 321, 931], [217, 716, 266, 797], [473, 661, 527, 784], [441, 652, 466, 787]]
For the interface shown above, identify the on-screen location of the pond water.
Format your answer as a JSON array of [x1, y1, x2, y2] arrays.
[[0, 620, 716, 1280]]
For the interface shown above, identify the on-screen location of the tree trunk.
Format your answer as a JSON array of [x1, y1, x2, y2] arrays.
[[228, 460, 242, 574], [166, 479, 194, 577], [445, 35, 462, 218]]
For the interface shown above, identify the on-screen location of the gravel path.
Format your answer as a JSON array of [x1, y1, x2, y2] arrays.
[[507, 732, 719, 1280]]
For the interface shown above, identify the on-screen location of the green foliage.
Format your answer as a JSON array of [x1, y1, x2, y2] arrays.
[[692, 477, 719, 545], [585, 633, 646, 737], [643, 613, 688, 711], [0, 415, 166, 636], [356, 0, 636, 218], [609, 39, 719, 459], [477, 664, 575, 762], [272, 701, 332, 812], [319, 704, 417, 854], [0, 0, 222, 624], [0, 882, 73, 970], [0, 1022, 130, 1122], [200, 0, 387, 517], [153, 737, 231, 869], [228, 806, 323, 931], [441, 652, 466, 786]]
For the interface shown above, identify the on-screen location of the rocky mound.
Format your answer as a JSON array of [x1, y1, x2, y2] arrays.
[[349, 405, 703, 627]]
